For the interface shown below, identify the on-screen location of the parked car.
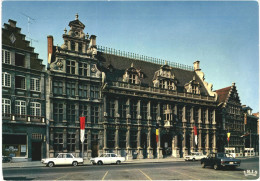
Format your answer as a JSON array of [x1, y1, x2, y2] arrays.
[[201, 152, 241, 170], [184, 152, 207, 161], [2, 156, 12, 163], [41, 153, 83, 167], [90, 153, 125, 165]]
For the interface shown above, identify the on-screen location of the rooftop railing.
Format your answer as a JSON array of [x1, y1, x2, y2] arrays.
[[97, 45, 194, 71]]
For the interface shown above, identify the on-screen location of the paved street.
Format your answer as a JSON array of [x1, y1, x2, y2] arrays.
[[2, 157, 259, 180]]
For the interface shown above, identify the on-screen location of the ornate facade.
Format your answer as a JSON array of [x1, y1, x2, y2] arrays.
[[46, 15, 218, 159]]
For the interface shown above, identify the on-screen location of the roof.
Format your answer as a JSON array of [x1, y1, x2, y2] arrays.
[[97, 52, 210, 95], [215, 86, 231, 103]]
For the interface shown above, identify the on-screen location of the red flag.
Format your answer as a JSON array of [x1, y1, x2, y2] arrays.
[[80, 117, 85, 143]]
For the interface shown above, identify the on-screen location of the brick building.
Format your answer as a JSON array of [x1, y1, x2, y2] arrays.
[[46, 14, 218, 159], [2, 20, 46, 161]]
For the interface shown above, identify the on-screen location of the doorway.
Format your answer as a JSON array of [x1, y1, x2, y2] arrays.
[[32, 142, 41, 161]]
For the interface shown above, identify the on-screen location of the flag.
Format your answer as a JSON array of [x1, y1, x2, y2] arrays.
[[80, 117, 85, 143], [194, 126, 198, 145], [156, 123, 159, 143], [227, 132, 231, 142]]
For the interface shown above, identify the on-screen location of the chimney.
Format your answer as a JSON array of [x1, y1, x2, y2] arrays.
[[8, 19, 17, 28], [193, 60, 201, 71], [90, 35, 97, 47], [47, 35, 53, 64]]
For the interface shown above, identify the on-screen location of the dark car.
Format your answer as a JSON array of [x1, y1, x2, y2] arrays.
[[201, 152, 241, 170]]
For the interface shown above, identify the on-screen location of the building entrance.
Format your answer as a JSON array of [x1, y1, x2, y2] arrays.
[[91, 134, 98, 157], [32, 142, 41, 161]]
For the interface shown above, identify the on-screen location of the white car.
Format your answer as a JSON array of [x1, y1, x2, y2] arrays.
[[90, 153, 125, 165], [41, 153, 84, 167], [185, 152, 207, 161]]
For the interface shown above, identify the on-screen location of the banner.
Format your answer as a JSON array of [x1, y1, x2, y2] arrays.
[[156, 123, 159, 143], [194, 126, 198, 145], [227, 132, 231, 142], [80, 117, 85, 143]]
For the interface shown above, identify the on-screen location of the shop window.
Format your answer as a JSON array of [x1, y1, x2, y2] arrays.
[[30, 102, 41, 117], [2, 72, 11, 87], [3, 134, 27, 157], [15, 53, 25, 67], [2, 98, 11, 115], [54, 133, 63, 151], [2, 50, 11, 64], [15, 76, 26, 89], [30, 78, 40, 92]]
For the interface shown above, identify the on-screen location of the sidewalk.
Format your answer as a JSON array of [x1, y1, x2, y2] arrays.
[[2, 157, 184, 168]]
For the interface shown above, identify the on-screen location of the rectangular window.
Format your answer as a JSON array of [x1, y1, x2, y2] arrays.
[[130, 100, 138, 120], [15, 100, 26, 116], [141, 101, 148, 120], [30, 102, 41, 117], [201, 109, 206, 123], [78, 42, 82, 53], [15, 76, 25, 89], [107, 130, 115, 148], [2, 99, 11, 115], [151, 103, 157, 121], [67, 104, 76, 122], [130, 130, 137, 148], [30, 78, 40, 92], [2, 72, 11, 87], [67, 133, 76, 151], [107, 99, 115, 118], [79, 104, 88, 117], [79, 63, 88, 76], [79, 84, 87, 98], [15, 53, 25, 67], [159, 80, 166, 89], [119, 130, 126, 148], [119, 99, 127, 118], [90, 85, 99, 99], [177, 106, 183, 122], [66, 60, 75, 74], [2, 50, 11, 64], [66, 83, 75, 96], [53, 81, 63, 95], [91, 105, 99, 124], [129, 74, 137, 84], [186, 107, 191, 123], [54, 133, 63, 151], [53, 103, 63, 122], [194, 108, 199, 123], [71, 41, 75, 51]]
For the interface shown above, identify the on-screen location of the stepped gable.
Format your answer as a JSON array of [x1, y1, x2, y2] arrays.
[[2, 19, 45, 71], [215, 86, 232, 103], [98, 52, 210, 95]]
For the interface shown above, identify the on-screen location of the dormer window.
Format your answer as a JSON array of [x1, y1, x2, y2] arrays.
[[122, 63, 142, 85], [185, 76, 200, 94], [129, 74, 137, 84]]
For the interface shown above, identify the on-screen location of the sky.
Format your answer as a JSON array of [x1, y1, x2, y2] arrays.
[[2, 1, 259, 112]]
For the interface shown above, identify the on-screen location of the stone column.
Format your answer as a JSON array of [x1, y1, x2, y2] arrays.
[[213, 130, 216, 152], [157, 119, 163, 159], [126, 126, 133, 160], [191, 107, 194, 123], [205, 108, 209, 124], [206, 130, 209, 154], [75, 129, 80, 155], [137, 126, 144, 159], [98, 130, 103, 156], [172, 135, 180, 157], [63, 128, 67, 152], [191, 127, 194, 152], [103, 125, 108, 150], [182, 106, 186, 123], [198, 129, 202, 152], [182, 129, 188, 157], [147, 127, 154, 159], [87, 130, 92, 158], [115, 125, 120, 156]]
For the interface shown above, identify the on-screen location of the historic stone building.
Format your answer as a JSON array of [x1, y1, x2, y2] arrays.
[[215, 83, 244, 157], [2, 20, 46, 161], [46, 14, 218, 159]]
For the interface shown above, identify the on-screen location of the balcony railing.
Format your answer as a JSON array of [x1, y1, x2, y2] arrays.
[[110, 81, 215, 101], [97, 45, 194, 71]]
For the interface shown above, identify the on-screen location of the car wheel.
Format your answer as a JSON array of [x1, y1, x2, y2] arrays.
[[214, 164, 219, 170], [201, 162, 205, 168], [48, 162, 54, 167], [116, 160, 121, 165], [97, 161, 103, 165], [72, 161, 78, 166]]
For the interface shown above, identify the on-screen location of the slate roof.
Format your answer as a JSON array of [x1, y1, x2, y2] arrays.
[[215, 86, 231, 103], [97, 52, 210, 96]]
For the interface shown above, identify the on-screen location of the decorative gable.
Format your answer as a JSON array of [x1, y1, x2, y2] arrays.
[[184, 76, 201, 94], [153, 62, 177, 90], [123, 63, 143, 84]]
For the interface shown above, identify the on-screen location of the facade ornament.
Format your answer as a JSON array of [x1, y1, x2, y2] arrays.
[[64, 28, 67, 34]]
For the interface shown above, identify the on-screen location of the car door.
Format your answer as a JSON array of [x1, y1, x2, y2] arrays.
[[104, 154, 111, 164], [110, 154, 117, 164], [66, 154, 73, 165], [55, 154, 64, 165]]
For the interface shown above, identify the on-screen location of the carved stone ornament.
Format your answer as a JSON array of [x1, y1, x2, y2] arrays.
[[56, 59, 63, 68]]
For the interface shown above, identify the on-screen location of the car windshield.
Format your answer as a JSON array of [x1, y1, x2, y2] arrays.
[[191, 153, 198, 156]]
